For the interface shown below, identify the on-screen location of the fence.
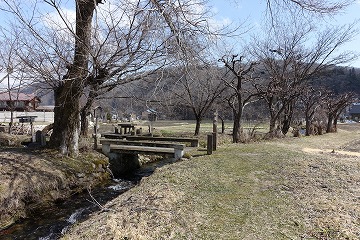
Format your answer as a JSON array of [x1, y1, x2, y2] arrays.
[[0, 111, 54, 123]]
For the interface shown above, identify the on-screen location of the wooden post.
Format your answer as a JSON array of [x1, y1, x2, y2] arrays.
[[212, 110, 218, 150], [212, 132, 217, 151], [207, 134, 213, 155], [136, 127, 142, 135]]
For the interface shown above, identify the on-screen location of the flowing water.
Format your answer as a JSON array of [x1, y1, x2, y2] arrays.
[[0, 158, 175, 240]]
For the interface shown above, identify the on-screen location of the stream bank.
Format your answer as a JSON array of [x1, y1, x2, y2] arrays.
[[0, 146, 111, 231], [0, 148, 177, 239]]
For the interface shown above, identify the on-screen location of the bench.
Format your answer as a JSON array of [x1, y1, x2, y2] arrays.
[[100, 139, 185, 159], [124, 136, 199, 147], [101, 133, 128, 139]]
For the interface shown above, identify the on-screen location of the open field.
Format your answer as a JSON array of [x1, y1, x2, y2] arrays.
[[100, 119, 268, 145], [62, 123, 360, 239]]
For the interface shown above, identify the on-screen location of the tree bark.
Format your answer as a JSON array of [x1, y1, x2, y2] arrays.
[[305, 117, 311, 136], [326, 114, 334, 133], [232, 109, 242, 143], [50, 83, 82, 155], [281, 102, 294, 135], [49, 0, 96, 156], [194, 116, 201, 136], [333, 116, 339, 132], [269, 117, 277, 135], [218, 115, 225, 134]]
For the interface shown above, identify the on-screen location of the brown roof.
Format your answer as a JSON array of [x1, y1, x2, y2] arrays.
[[0, 92, 39, 101]]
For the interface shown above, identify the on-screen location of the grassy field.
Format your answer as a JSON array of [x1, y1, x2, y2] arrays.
[[63, 123, 360, 240], [101, 119, 267, 135]]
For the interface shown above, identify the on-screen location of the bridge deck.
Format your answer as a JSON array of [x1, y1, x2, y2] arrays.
[[109, 145, 175, 154], [125, 136, 198, 147], [100, 138, 185, 159], [100, 139, 185, 149]]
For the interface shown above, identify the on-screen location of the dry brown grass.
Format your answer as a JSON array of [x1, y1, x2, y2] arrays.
[[62, 124, 360, 239], [0, 147, 110, 230]]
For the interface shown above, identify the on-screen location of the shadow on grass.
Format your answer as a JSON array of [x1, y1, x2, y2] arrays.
[[189, 148, 209, 158]]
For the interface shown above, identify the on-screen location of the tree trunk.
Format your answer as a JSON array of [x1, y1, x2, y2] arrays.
[[269, 116, 277, 135], [218, 115, 225, 134], [50, 83, 82, 155], [49, 0, 97, 156], [194, 117, 201, 136], [333, 117, 339, 132], [267, 97, 281, 137], [305, 118, 311, 136], [281, 117, 291, 135], [232, 110, 242, 143], [281, 101, 294, 135], [326, 114, 334, 133]]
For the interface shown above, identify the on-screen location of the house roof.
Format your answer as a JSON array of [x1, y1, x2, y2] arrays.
[[349, 103, 360, 114], [0, 92, 40, 101]]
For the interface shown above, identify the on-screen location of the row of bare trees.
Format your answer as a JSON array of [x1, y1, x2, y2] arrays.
[[0, 0, 357, 155], [160, 17, 357, 142], [148, 59, 355, 142]]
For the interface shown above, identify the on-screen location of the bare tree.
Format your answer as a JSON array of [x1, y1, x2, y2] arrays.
[[324, 91, 355, 133], [0, 30, 30, 132], [168, 63, 225, 135], [219, 55, 260, 143], [299, 87, 326, 136], [251, 19, 357, 136], [266, 0, 355, 18]]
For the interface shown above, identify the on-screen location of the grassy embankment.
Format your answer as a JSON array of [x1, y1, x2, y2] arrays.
[[63, 123, 360, 239], [0, 133, 110, 230]]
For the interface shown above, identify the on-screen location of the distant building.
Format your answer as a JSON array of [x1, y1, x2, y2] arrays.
[[0, 92, 41, 111], [348, 103, 360, 120]]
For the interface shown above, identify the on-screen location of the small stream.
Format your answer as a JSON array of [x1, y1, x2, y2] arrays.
[[0, 158, 175, 240]]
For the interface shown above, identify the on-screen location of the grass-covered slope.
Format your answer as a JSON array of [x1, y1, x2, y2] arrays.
[[63, 124, 360, 239]]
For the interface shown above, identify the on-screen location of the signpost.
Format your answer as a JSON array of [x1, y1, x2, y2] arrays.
[[16, 116, 37, 141]]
